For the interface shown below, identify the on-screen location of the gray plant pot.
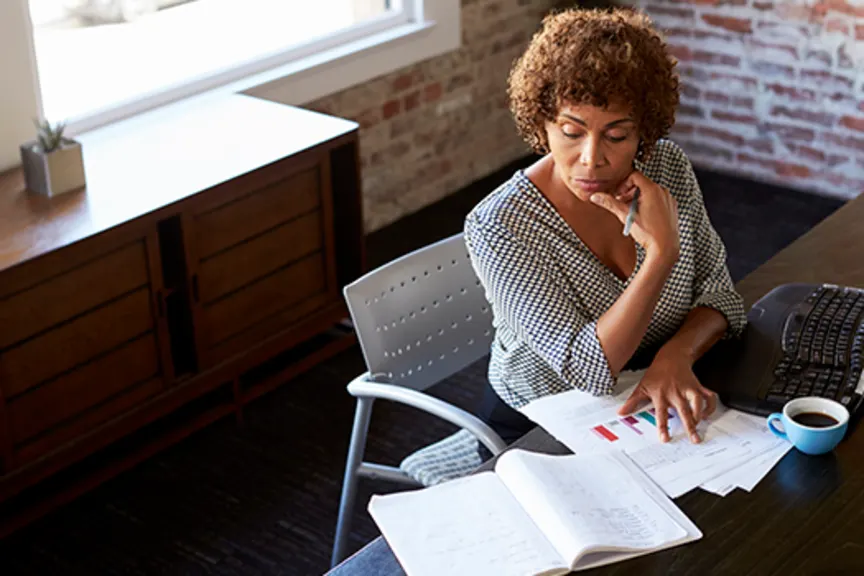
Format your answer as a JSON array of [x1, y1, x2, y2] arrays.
[[20, 139, 87, 197]]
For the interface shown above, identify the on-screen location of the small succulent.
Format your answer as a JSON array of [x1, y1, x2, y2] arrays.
[[33, 118, 71, 154]]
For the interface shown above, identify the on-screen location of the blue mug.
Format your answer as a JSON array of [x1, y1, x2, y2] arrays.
[[767, 397, 849, 455]]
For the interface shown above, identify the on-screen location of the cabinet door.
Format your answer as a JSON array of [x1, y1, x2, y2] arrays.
[[0, 233, 168, 467], [185, 151, 339, 369]]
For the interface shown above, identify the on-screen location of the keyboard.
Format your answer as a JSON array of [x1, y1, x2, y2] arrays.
[[695, 283, 864, 417], [769, 284, 864, 408]]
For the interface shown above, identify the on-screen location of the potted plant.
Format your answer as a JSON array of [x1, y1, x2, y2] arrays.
[[20, 119, 87, 197]]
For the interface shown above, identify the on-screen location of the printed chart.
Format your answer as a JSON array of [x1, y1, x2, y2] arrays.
[[591, 409, 676, 443]]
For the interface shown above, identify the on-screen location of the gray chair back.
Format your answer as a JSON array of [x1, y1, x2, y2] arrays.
[[343, 233, 493, 392]]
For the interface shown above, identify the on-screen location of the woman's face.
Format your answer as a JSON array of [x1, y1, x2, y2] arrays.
[[545, 101, 640, 202]]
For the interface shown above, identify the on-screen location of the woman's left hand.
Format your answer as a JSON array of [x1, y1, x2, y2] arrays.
[[616, 349, 717, 443]]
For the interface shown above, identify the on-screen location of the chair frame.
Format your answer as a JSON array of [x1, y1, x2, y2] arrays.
[[330, 234, 507, 567]]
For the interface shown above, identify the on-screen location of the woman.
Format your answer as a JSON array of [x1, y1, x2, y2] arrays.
[[465, 7, 746, 446]]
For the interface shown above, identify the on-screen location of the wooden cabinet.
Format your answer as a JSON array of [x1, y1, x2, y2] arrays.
[[0, 94, 363, 533]]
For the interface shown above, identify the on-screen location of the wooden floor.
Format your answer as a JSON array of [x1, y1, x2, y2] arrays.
[[0, 156, 845, 575]]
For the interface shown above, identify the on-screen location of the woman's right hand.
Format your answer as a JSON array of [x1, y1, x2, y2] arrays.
[[589, 170, 680, 266]]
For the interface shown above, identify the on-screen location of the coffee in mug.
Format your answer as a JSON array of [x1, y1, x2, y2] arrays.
[[767, 397, 849, 455]]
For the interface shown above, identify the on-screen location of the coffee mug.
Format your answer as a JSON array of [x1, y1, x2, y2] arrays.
[[767, 397, 849, 455]]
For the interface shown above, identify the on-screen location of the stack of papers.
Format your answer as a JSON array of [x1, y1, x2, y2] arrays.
[[520, 371, 792, 498]]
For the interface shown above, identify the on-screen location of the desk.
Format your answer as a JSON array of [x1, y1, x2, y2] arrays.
[[328, 191, 864, 575]]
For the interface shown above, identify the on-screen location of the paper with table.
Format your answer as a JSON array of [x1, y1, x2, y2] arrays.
[[368, 450, 701, 576], [520, 371, 792, 498]]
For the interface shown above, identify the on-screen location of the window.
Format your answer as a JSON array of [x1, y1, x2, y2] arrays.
[[25, 0, 454, 129], [2, 0, 457, 169]]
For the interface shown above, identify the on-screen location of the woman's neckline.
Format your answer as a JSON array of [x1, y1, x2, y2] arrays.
[[513, 169, 643, 286]]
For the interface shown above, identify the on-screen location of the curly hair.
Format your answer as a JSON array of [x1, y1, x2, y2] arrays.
[[508, 7, 679, 160]]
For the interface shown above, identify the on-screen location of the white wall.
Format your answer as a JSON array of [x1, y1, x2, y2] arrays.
[[0, 0, 42, 171]]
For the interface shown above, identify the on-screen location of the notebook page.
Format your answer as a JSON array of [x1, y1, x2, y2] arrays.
[[495, 450, 690, 566], [368, 471, 567, 576]]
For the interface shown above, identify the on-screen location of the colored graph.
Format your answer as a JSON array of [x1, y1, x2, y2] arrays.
[[591, 409, 676, 443]]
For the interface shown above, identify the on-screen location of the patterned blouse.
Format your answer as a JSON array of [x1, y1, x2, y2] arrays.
[[464, 139, 747, 409]]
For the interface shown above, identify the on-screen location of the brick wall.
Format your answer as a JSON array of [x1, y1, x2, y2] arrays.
[[286, 0, 560, 232], [621, 0, 864, 199]]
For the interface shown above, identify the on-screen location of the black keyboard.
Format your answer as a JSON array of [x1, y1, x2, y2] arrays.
[[767, 285, 864, 409], [696, 283, 864, 417]]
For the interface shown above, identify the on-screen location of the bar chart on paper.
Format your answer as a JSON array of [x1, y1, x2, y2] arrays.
[[591, 409, 676, 444]]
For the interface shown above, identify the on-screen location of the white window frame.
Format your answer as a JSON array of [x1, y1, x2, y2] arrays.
[[0, 0, 460, 170]]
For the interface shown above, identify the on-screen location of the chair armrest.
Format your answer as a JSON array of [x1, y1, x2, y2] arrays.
[[347, 375, 508, 455]]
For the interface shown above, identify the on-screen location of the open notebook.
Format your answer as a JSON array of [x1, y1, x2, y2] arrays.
[[368, 450, 701, 576]]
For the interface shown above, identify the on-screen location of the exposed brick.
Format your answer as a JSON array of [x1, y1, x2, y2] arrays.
[[705, 92, 754, 109], [750, 138, 775, 154], [776, 3, 813, 21], [838, 44, 854, 69], [404, 90, 421, 112], [771, 106, 836, 127], [702, 14, 752, 34], [749, 38, 799, 60], [424, 83, 443, 103], [790, 144, 847, 166], [699, 126, 744, 146], [392, 73, 415, 93], [684, 142, 735, 162], [823, 132, 864, 152], [793, 145, 826, 163], [709, 72, 758, 89], [382, 99, 401, 120], [679, 104, 706, 118], [840, 116, 864, 132], [671, 122, 696, 135], [812, 0, 864, 18], [750, 61, 795, 78], [646, 6, 695, 19], [692, 30, 737, 41], [693, 51, 740, 67], [805, 50, 833, 68], [766, 84, 817, 102], [738, 153, 810, 178], [680, 83, 701, 100], [857, 24, 864, 40], [777, 162, 811, 178], [825, 17, 850, 35], [446, 73, 474, 93], [668, 44, 693, 62], [757, 21, 810, 40], [753, 1, 773, 9], [712, 110, 758, 124], [765, 122, 816, 141], [800, 69, 855, 91], [664, 27, 693, 38], [355, 107, 380, 129]]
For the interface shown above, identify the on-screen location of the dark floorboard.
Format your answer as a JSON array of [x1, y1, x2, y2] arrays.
[[0, 157, 845, 575]]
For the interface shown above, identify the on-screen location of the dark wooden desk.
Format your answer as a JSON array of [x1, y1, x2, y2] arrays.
[[328, 191, 864, 575]]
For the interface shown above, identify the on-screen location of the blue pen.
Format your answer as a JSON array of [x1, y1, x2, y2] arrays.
[[623, 188, 640, 237]]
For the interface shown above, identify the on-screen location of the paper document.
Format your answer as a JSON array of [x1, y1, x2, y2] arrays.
[[520, 371, 790, 497], [369, 450, 701, 576]]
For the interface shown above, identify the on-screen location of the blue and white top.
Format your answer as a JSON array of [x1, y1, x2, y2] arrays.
[[464, 139, 746, 409]]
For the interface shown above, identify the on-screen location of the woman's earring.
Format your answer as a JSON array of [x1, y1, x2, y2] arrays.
[[635, 140, 645, 162]]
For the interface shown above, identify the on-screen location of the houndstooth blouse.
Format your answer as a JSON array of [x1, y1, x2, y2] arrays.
[[465, 139, 747, 409]]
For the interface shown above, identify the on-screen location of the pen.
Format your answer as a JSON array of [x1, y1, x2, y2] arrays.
[[623, 188, 640, 237]]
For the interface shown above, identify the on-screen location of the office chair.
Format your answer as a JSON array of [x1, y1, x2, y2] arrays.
[[330, 233, 508, 567]]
